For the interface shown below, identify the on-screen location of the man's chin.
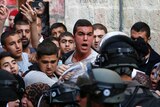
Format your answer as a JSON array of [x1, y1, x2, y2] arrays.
[[46, 72, 54, 77], [22, 41, 30, 49], [80, 48, 91, 54], [13, 54, 22, 60]]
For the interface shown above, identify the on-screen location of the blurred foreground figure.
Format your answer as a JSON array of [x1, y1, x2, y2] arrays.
[[77, 68, 126, 107], [0, 69, 20, 107], [38, 81, 80, 107], [95, 31, 160, 107]]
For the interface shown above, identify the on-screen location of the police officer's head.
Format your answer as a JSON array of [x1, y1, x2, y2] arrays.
[[39, 81, 80, 107], [76, 68, 127, 107], [0, 69, 19, 106], [95, 31, 140, 77]]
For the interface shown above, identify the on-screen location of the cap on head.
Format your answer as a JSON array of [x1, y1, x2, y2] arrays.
[[77, 68, 127, 103], [0, 69, 19, 102], [9, 9, 18, 17]]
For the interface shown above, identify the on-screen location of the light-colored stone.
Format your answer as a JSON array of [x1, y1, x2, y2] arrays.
[[49, 0, 160, 54]]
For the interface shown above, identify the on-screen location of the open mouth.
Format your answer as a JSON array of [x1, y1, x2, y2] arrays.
[[151, 81, 158, 89], [12, 70, 17, 74], [82, 43, 88, 47], [81, 43, 88, 50]]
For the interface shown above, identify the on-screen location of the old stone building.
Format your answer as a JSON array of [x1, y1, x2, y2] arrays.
[[50, 0, 160, 54], [7, 0, 160, 54]]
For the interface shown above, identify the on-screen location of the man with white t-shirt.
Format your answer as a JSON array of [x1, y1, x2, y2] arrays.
[[56, 19, 98, 82]]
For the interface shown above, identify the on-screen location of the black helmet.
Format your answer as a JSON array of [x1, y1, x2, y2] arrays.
[[42, 81, 80, 106], [96, 31, 139, 71], [77, 67, 127, 104], [0, 69, 19, 102]]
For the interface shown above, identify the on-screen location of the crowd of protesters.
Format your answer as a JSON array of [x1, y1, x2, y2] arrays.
[[1, 1, 160, 107]]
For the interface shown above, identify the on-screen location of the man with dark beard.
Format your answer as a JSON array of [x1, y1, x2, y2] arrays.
[[14, 19, 36, 55]]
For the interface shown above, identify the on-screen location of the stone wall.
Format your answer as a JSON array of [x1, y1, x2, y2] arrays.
[[50, 0, 160, 54]]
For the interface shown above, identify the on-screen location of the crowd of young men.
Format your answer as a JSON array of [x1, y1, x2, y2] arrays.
[[1, 1, 160, 107]]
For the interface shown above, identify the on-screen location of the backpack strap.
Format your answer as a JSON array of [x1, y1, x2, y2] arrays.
[[124, 86, 140, 107], [124, 84, 156, 107], [61, 50, 74, 64]]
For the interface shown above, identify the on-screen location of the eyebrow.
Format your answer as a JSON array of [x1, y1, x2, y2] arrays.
[[2, 59, 16, 66], [2, 62, 9, 66], [41, 59, 57, 63]]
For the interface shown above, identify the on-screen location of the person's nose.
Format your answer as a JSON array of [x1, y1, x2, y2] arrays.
[[10, 63, 14, 69], [15, 42, 20, 49], [83, 35, 88, 41], [47, 63, 51, 68], [65, 41, 69, 46], [22, 30, 26, 37], [21, 98, 27, 104], [95, 36, 100, 42]]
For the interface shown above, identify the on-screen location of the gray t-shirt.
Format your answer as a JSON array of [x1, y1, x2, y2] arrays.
[[64, 49, 98, 82], [17, 52, 32, 74]]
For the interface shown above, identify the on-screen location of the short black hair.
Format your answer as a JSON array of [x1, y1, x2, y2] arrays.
[[14, 12, 24, 24], [131, 22, 150, 38], [14, 19, 30, 30], [50, 23, 67, 33], [59, 31, 73, 41], [37, 41, 59, 59], [73, 19, 93, 35], [43, 36, 59, 43], [93, 23, 107, 33], [0, 51, 15, 60], [1, 31, 17, 46]]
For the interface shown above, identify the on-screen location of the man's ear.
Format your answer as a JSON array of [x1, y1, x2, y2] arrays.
[[2, 46, 7, 51], [148, 37, 151, 41], [146, 37, 151, 43]]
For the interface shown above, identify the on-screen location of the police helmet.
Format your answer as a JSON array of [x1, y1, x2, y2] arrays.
[[96, 31, 139, 70], [0, 69, 19, 102], [43, 81, 80, 106], [77, 68, 127, 104]]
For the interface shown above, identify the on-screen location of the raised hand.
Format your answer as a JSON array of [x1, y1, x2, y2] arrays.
[[20, 2, 37, 23], [0, 4, 9, 21], [0, 4, 9, 35]]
